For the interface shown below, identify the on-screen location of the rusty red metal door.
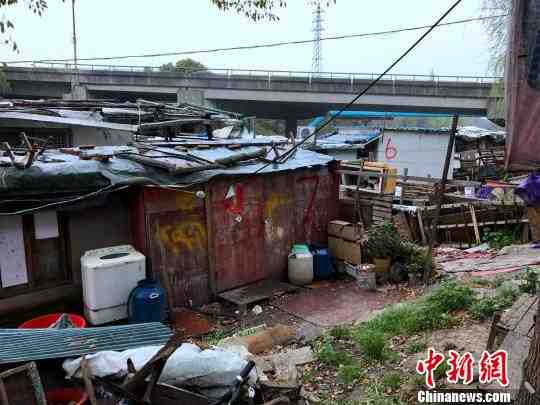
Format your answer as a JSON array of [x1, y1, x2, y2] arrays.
[[295, 167, 337, 245], [262, 174, 295, 280], [144, 188, 210, 307], [209, 177, 266, 293]]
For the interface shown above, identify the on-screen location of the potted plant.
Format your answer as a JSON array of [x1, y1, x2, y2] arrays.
[[363, 222, 401, 274]]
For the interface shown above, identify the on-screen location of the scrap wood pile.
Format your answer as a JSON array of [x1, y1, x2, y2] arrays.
[[0, 98, 255, 170], [0, 322, 316, 405]]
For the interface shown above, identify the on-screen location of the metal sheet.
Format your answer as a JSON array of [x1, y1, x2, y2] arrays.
[[262, 173, 295, 280], [209, 177, 266, 293], [145, 188, 210, 307], [294, 166, 338, 245], [0, 323, 171, 364]]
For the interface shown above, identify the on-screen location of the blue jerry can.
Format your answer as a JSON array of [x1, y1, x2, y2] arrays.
[[128, 278, 167, 323]]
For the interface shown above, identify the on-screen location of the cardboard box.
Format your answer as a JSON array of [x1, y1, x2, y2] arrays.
[[328, 236, 344, 259], [328, 220, 363, 242], [328, 236, 362, 265], [341, 239, 362, 264]]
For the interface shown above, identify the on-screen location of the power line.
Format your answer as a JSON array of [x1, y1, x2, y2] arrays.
[[255, 0, 465, 174], [3, 13, 508, 64]]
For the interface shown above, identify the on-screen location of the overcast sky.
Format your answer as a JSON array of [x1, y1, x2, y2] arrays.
[[0, 0, 494, 76]]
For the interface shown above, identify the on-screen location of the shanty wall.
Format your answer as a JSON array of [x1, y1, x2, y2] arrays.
[[376, 130, 454, 178], [133, 165, 338, 308], [66, 193, 133, 283]]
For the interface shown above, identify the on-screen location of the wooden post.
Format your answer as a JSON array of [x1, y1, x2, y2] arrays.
[[417, 208, 428, 245], [515, 291, 540, 404], [469, 204, 481, 244], [486, 311, 502, 351], [400, 167, 408, 205], [423, 114, 459, 284]]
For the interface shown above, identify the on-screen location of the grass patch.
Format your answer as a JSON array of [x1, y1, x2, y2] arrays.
[[202, 329, 228, 345], [363, 383, 406, 405], [381, 372, 402, 391], [316, 337, 355, 367], [337, 363, 363, 386], [358, 281, 472, 337], [330, 325, 352, 339], [355, 329, 388, 360], [405, 339, 427, 354], [470, 285, 520, 320]]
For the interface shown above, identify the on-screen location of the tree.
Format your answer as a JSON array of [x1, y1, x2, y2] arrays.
[[481, 0, 512, 75], [175, 58, 207, 73], [0, 0, 51, 51], [209, 0, 335, 21], [159, 59, 207, 73]]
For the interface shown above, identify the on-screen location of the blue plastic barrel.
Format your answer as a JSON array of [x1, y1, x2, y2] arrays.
[[127, 278, 166, 324], [310, 246, 333, 280]]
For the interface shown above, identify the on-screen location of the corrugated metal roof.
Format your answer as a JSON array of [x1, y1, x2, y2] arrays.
[[0, 111, 138, 132], [0, 144, 334, 198], [0, 323, 172, 364]]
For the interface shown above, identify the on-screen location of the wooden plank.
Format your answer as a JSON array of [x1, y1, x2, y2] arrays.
[[499, 294, 538, 337], [438, 218, 529, 229], [469, 204, 481, 244], [499, 294, 538, 331], [417, 209, 427, 245], [219, 279, 299, 307], [337, 170, 482, 187]]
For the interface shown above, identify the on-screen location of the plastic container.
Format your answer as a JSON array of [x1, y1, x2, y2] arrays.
[[288, 245, 314, 286], [46, 388, 88, 405], [128, 278, 167, 324], [81, 245, 146, 325], [19, 313, 86, 329], [310, 246, 333, 280]]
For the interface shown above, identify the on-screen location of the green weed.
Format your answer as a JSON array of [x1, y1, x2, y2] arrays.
[[337, 363, 363, 386], [362, 383, 406, 405], [381, 373, 402, 391], [405, 339, 427, 354], [426, 281, 474, 312], [470, 285, 520, 320], [355, 329, 387, 361], [330, 325, 352, 339], [317, 337, 355, 367]]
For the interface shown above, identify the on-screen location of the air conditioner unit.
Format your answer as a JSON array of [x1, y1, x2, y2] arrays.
[[297, 126, 316, 140]]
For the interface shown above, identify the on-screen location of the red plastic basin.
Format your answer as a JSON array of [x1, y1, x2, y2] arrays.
[[18, 313, 86, 329], [46, 388, 88, 405]]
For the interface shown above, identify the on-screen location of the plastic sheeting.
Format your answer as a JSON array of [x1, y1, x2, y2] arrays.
[[0, 146, 334, 198], [515, 173, 540, 206], [63, 343, 256, 396]]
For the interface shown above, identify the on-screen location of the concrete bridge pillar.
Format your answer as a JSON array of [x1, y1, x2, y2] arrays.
[[177, 87, 205, 106], [62, 84, 88, 100], [285, 116, 298, 139]]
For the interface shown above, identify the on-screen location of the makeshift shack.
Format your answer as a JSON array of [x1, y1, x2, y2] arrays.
[[0, 142, 338, 316]]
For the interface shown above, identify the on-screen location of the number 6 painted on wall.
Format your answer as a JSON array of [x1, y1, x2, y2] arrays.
[[385, 137, 397, 160]]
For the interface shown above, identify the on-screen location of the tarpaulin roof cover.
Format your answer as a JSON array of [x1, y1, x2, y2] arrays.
[[0, 145, 334, 197], [506, 0, 540, 169]]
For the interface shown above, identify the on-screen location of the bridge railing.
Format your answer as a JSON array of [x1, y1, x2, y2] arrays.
[[7, 62, 501, 87]]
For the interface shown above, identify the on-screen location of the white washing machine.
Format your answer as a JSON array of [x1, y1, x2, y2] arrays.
[[81, 245, 146, 325]]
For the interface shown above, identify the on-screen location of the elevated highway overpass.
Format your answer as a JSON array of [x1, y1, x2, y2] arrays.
[[1, 64, 501, 134]]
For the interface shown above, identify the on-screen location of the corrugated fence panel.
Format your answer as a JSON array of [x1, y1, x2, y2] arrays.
[[209, 177, 266, 293], [145, 188, 210, 307]]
